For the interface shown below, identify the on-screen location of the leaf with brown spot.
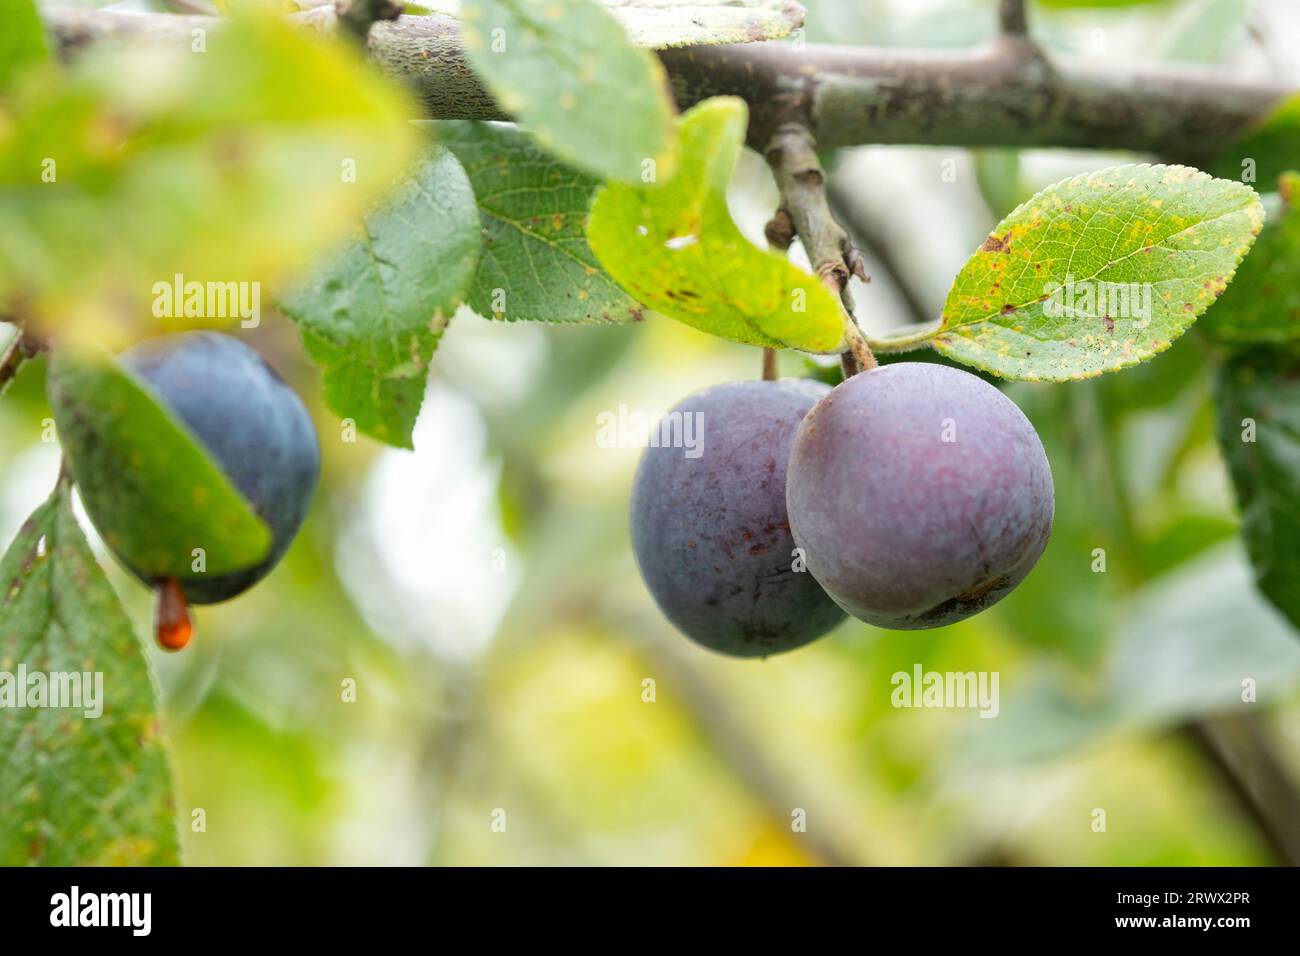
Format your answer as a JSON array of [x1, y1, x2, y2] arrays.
[[1202, 172, 1300, 345], [935, 164, 1264, 381], [0, 483, 179, 866], [980, 232, 1012, 254], [431, 121, 641, 326]]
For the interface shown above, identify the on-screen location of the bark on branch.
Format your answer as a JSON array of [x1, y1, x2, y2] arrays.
[[42, 7, 1295, 162]]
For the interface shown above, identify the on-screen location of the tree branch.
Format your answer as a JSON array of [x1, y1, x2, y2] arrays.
[[998, 0, 1028, 37], [764, 122, 875, 374], [826, 176, 934, 331], [1183, 714, 1300, 866], [619, 611, 868, 867], [42, 8, 1294, 162], [334, 0, 403, 45]]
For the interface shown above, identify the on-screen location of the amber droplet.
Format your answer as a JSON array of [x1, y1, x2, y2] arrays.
[[155, 578, 193, 651]]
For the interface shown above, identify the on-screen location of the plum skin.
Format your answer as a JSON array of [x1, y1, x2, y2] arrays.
[[630, 379, 846, 657], [785, 362, 1053, 630], [119, 331, 321, 604]]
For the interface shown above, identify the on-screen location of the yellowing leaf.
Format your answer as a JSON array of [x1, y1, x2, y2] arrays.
[[587, 97, 844, 354], [935, 164, 1264, 381]]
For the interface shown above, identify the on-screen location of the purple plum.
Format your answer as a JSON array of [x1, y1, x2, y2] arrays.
[[630, 379, 846, 657], [786, 362, 1053, 629]]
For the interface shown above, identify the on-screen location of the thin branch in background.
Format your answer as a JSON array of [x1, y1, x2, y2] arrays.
[[998, 0, 1029, 37], [826, 176, 934, 331], [334, 0, 403, 45], [159, 0, 218, 15], [764, 122, 875, 375], [1245, 13, 1291, 80], [1183, 713, 1300, 866], [617, 611, 867, 867]]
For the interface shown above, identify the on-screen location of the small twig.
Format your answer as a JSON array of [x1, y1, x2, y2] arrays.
[[334, 0, 403, 45], [764, 122, 875, 377], [761, 348, 778, 381], [763, 208, 795, 253], [1183, 714, 1300, 866], [0, 327, 45, 397], [998, 0, 1029, 37]]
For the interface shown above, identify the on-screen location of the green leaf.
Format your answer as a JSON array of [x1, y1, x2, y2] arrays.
[[1202, 174, 1300, 344], [1212, 94, 1300, 190], [47, 350, 272, 579], [459, 0, 677, 182], [432, 120, 642, 325], [0, 483, 180, 865], [1214, 348, 1300, 629], [281, 147, 480, 448], [587, 97, 844, 353], [0, 0, 48, 93], [0, 7, 420, 347], [934, 164, 1264, 381]]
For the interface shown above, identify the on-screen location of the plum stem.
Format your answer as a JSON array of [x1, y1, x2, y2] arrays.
[[155, 578, 194, 651], [763, 122, 876, 378], [827, 189, 929, 324], [759, 211, 795, 381]]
